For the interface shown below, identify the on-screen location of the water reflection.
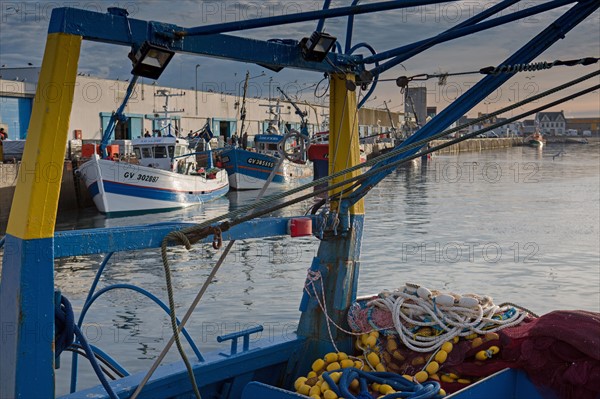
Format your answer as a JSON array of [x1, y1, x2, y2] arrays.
[[6, 145, 600, 396], [400, 159, 430, 235]]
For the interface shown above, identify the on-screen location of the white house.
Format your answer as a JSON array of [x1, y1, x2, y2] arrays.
[[535, 111, 566, 136]]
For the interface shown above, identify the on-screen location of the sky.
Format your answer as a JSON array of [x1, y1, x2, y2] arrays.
[[0, 0, 599, 118]]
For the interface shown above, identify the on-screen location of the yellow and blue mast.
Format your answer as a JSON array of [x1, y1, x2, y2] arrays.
[[0, 32, 82, 397]]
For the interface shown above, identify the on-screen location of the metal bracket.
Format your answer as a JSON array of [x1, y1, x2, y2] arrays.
[[217, 326, 264, 357]]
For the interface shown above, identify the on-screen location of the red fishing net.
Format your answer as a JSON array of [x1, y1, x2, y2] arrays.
[[501, 310, 600, 399]]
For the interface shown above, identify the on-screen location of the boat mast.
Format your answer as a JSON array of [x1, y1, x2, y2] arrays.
[[297, 73, 364, 356], [154, 89, 184, 136], [277, 86, 310, 135], [239, 71, 250, 138], [383, 99, 397, 135]]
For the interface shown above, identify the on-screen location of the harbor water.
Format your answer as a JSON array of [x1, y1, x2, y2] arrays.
[[2, 143, 599, 394]]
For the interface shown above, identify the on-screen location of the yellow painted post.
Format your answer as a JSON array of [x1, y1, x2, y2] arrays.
[[328, 73, 364, 215], [7, 33, 82, 239], [0, 32, 81, 398]]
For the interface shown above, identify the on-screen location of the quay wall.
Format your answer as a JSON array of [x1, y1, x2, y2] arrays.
[[366, 137, 524, 158], [430, 137, 524, 154], [0, 161, 88, 234]]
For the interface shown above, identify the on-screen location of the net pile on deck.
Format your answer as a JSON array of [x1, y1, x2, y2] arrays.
[[347, 283, 532, 394], [346, 283, 600, 398]]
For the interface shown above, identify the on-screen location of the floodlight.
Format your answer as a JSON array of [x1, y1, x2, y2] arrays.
[[129, 42, 175, 80], [300, 31, 337, 62]]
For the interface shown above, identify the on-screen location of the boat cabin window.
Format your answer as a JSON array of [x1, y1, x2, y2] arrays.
[[153, 146, 168, 158], [168, 145, 175, 158], [175, 145, 186, 157], [141, 147, 152, 158], [133, 148, 141, 159], [258, 142, 278, 151]]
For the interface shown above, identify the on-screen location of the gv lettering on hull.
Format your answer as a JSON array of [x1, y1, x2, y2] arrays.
[[247, 158, 275, 168], [123, 172, 159, 183]]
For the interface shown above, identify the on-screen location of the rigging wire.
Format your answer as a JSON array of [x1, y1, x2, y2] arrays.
[[228, 81, 600, 224], [314, 74, 330, 98], [377, 56, 599, 89], [170, 69, 599, 244], [65, 348, 118, 380], [133, 159, 285, 399], [65, 345, 126, 379]]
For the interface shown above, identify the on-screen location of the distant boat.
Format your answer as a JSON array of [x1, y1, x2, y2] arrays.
[[527, 132, 545, 148], [78, 136, 229, 215], [566, 137, 589, 144]]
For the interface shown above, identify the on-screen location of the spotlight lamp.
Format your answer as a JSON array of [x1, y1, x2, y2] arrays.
[[129, 42, 175, 80], [300, 31, 337, 62]]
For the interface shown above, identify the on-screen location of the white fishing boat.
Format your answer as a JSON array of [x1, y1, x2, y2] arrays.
[[78, 136, 229, 215]]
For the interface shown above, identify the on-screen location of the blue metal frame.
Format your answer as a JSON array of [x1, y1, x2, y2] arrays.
[[54, 217, 317, 257], [47, 8, 361, 74], [182, 0, 453, 36], [99, 76, 138, 158], [1, 2, 597, 398]]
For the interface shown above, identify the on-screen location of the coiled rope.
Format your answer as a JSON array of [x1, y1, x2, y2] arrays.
[[368, 287, 528, 353]]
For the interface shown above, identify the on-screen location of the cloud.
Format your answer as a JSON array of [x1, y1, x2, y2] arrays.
[[1, 1, 598, 116]]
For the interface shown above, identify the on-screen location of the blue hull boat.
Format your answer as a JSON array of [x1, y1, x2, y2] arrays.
[[220, 133, 311, 190], [1, 2, 599, 399], [220, 146, 287, 190]]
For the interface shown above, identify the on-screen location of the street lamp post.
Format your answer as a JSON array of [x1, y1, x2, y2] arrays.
[[195, 64, 200, 116]]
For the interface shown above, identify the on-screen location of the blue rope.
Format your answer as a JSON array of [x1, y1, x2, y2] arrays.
[[72, 252, 114, 393], [321, 368, 443, 399], [55, 294, 75, 358], [80, 284, 204, 361], [347, 42, 379, 109], [56, 294, 119, 399]]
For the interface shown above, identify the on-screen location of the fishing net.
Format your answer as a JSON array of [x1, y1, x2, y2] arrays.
[[346, 284, 600, 398], [501, 310, 600, 399]]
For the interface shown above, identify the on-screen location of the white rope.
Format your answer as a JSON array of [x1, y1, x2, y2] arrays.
[[304, 270, 366, 338], [368, 287, 528, 353]]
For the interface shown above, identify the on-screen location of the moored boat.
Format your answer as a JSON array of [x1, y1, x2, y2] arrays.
[[78, 136, 228, 214], [220, 84, 313, 190], [527, 132, 545, 148], [220, 129, 312, 190]]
